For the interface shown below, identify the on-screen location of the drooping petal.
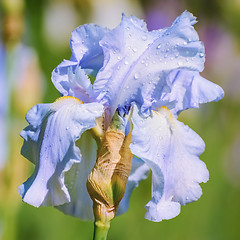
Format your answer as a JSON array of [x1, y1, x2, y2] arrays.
[[154, 70, 224, 116], [130, 105, 209, 222], [57, 130, 97, 220], [93, 11, 205, 118], [18, 97, 103, 208], [117, 156, 150, 215], [52, 24, 109, 97]]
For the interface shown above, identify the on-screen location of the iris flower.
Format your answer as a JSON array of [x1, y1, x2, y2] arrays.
[[19, 11, 223, 239]]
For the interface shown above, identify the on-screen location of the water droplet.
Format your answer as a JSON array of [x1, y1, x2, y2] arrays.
[[199, 53, 205, 58], [141, 60, 145, 64], [186, 58, 189, 62], [142, 35, 147, 41], [159, 58, 162, 62], [124, 60, 129, 65], [178, 61, 183, 66], [157, 44, 161, 49], [117, 56, 121, 60], [126, 27, 130, 30], [133, 47, 137, 52], [145, 62, 149, 67], [183, 41, 187, 45], [128, 34, 132, 38], [134, 72, 140, 80]]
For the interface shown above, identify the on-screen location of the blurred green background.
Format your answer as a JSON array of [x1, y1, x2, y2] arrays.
[[0, 0, 240, 240]]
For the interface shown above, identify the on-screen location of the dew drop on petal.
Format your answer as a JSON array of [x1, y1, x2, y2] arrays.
[[157, 44, 161, 49], [178, 61, 183, 66], [134, 72, 140, 80], [142, 35, 147, 41], [199, 53, 205, 58]]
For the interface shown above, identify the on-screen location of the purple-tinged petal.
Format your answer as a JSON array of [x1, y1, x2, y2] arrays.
[[70, 24, 109, 69], [51, 59, 78, 96], [93, 11, 205, 118], [130, 105, 209, 222], [117, 156, 150, 215], [18, 97, 103, 208], [154, 70, 224, 116], [57, 130, 97, 220], [52, 24, 109, 97]]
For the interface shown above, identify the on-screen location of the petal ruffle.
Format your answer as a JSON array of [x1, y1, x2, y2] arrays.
[[130, 105, 209, 222], [155, 70, 224, 116], [52, 24, 108, 97], [93, 11, 205, 117], [18, 97, 103, 208], [117, 156, 150, 215]]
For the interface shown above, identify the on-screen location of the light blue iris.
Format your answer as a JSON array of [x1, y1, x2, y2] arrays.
[[19, 11, 224, 222]]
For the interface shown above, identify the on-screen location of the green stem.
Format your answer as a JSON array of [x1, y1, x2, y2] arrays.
[[93, 220, 110, 240]]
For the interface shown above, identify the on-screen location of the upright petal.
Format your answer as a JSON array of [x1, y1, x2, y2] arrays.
[[93, 11, 205, 118], [18, 97, 103, 208], [155, 70, 224, 116], [52, 24, 108, 97], [130, 105, 209, 222], [70, 24, 109, 70]]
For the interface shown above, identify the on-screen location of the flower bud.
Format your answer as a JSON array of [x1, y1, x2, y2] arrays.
[[87, 113, 132, 224]]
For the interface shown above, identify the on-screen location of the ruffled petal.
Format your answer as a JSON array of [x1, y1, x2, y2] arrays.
[[155, 70, 224, 116], [117, 156, 150, 215], [70, 24, 109, 70], [93, 11, 205, 117], [130, 105, 209, 222], [18, 97, 103, 208], [57, 130, 97, 220], [52, 24, 109, 97]]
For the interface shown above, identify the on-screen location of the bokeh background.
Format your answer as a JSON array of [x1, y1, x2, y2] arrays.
[[0, 0, 239, 239]]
